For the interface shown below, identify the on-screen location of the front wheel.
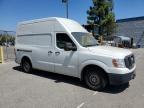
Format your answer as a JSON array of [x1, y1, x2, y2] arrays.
[[84, 68, 107, 91]]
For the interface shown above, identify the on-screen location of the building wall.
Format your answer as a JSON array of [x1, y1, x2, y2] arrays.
[[116, 18, 144, 48]]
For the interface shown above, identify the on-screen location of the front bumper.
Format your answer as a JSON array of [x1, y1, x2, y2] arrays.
[[108, 70, 136, 85]]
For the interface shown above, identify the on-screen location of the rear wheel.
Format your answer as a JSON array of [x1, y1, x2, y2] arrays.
[[22, 58, 32, 73], [84, 67, 107, 91]]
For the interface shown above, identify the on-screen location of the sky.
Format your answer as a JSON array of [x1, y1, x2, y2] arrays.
[[0, 0, 144, 31]]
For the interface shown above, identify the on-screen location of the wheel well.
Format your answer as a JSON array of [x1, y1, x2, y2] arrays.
[[81, 65, 109, 83], [21, 56, 32, 66]]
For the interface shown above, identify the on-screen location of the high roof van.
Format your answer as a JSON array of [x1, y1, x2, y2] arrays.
[[15, 17, 136, 90]]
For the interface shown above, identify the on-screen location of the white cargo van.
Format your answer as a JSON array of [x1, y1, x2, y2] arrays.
[[15, 17, 136, 90]]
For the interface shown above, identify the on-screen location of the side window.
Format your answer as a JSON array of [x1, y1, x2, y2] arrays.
[[56, 33, 75, 49]]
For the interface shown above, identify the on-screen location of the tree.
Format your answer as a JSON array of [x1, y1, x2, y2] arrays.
[[87, 0, 116, 37], [0, 34, 15, 44]]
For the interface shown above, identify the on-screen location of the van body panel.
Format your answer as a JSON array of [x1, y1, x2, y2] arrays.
[[79, 59, 109, 78], [54, 47, 79, 77], [15, 45, 33, 65], [17, 20, 54, 35], [54, 50, 79, 77], [57, 18, 87, 33]]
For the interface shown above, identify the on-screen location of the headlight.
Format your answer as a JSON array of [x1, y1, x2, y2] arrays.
[[112, 59, 125, 68]]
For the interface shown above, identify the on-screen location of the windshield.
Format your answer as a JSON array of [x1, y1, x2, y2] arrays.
[[72, 32, 99, 47]]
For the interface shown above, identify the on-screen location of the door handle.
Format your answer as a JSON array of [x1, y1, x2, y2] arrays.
[[55, 51, 60, 55], [48, 51, 53, 54]]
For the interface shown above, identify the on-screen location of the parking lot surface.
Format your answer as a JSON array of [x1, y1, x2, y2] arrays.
[[0, 48, 144, 108]]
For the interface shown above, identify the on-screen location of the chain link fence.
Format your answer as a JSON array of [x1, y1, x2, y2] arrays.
[[3, 46, 15, 61], [0, 30, 15, 61]]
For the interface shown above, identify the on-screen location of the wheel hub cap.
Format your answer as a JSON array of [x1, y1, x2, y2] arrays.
[[89, 74, 100, 85]]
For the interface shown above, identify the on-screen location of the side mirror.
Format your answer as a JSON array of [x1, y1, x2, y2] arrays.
[[64, 42, 77, 51]]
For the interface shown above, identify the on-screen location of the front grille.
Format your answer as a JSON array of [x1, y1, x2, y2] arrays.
[[124, 54, 135, 69]]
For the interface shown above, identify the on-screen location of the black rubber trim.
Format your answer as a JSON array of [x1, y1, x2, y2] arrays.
[[108, 70, 136, 85], [17, 33, 52, 37], [17, 49, 32, 52]]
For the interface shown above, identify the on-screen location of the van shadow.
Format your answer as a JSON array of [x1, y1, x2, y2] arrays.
[[13, 66, 129, 94]]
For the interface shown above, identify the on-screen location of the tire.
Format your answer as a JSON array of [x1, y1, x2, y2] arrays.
[[22, 58, 32, 73], [84, 67, 107, 91]]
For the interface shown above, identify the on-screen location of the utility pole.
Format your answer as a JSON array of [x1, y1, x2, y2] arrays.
[[62, 0, 69, 18]]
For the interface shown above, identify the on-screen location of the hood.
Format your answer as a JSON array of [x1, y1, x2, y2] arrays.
[[88, 46, 132, 58]]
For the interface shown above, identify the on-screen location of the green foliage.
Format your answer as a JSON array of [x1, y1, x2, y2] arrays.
[[87, 0, 116, 37], [0, 34, 15, 44]]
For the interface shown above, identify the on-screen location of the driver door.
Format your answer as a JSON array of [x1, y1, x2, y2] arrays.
[[54, 33, 78, 77]]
